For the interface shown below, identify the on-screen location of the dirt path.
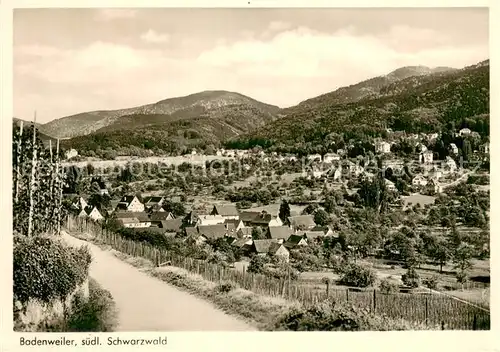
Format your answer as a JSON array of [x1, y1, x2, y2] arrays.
[[62, 232, 255, 331]]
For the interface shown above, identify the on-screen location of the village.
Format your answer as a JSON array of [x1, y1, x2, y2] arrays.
[[69, 127, 490, 280]]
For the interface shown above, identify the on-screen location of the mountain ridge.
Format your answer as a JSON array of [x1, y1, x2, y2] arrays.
[[42, 90, 280, 139]]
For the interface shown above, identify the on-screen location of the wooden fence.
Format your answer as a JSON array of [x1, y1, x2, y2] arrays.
[[66, 216, 490, 330]]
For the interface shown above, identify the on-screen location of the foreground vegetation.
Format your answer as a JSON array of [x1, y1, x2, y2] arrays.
[[80, 232, 436, 331], [67, 217, 489, 330], [12, 123, 116, 332]]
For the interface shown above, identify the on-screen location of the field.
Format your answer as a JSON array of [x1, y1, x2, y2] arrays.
[[62, 155, 235, 169]]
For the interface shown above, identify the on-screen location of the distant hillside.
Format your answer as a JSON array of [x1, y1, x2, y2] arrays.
[[286, 66, 456, 113], [43, 90, 280, 139], [229, 60, 489, 151], [12, 118, 58, 148], [57, 91, 281, 156]]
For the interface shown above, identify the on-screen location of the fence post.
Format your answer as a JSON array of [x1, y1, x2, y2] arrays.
[[373, 289, 376, 312], [346, 288, 349, 302], [473, 314, 477, 330], [425, 296, 429, 325]]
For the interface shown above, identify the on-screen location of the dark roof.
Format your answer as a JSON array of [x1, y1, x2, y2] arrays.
[[245, 212, 275, 225], [268, 226, 293, 240], [119, 195, 137, 205], [212, 204, 239, 217], [239, 211, 261, 222], [159, 219, 183, 232], [300, 231, 325, 240], [311, 225, 332, 234], [253, 239, 278, 253], [288, 215, 316, 228], [148, 204, 166, 212], [116, 202, 129, 210], [198, 224, 227, 239], [83, 205, 95, 215], [115, 211, 149, 222], [150, 212, 174, 221], [143, 196, 164, 205], [286, 234, 305, 246]]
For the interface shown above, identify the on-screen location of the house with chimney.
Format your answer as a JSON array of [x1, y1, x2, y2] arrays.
[[116, 195, 144, 212], [239, 211, 283, 227], [284, 234, 308, 249]]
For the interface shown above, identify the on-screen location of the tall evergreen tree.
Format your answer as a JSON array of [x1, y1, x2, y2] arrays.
[[279, 199, 291, 225]]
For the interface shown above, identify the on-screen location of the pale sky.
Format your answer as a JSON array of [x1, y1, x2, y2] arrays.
[[13, 8, 489, 123]]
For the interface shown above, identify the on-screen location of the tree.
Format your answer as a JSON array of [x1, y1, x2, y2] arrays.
[[453, 242, 474, 274], [279, 199, 291, 225], [247, 255, 268, 274], [432, 239, 452, 273], [402, 267, 420, 288], [64, 165, 82, 194], [302, 203, 319, 215], [251, 227, 265, 240], [314, 209, 330, 226], [323, 195, 336, 213], [338, 262, 377, 288], [462, 139, 472, 161]]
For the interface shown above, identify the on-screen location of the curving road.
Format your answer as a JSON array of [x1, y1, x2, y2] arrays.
[[62, 232, 255, 331]]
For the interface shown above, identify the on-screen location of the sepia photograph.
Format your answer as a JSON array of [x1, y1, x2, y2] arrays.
[[10, 6, 490, 333]]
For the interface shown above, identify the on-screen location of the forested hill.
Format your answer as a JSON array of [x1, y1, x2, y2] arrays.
[[42, 90, 280, 139], [227, 60, 489, 151]]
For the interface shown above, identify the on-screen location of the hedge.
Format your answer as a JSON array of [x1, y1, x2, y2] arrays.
[[13, 235, 92, 303]]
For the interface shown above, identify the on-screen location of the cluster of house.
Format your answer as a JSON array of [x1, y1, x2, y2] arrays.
[[74, 195, 335, 262], [183, 205, 335, 262]]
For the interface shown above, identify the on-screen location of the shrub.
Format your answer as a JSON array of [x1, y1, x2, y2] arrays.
[[13, 235, 92, 304], [61, 279, 117, 332], [422, 275, 439, 290], [339, 263, 377, 288], [402, 268, 420, 288], [379, 278, 399, 294], [215, 281, 237, 294]]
